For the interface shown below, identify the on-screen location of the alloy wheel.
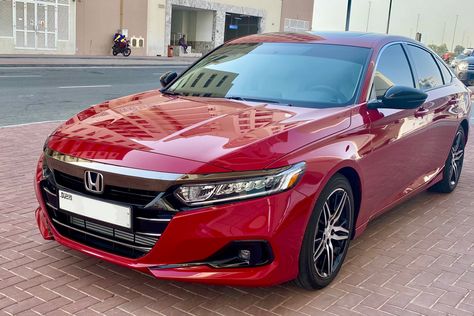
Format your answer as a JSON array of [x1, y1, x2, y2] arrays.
[[449, 131, 465, 187], [312, 188, 351, 278]]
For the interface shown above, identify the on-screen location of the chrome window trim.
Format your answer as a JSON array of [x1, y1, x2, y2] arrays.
[[366, 40, 454, 103], [405, 43, 453, 90], [365, 41, 414, 102]]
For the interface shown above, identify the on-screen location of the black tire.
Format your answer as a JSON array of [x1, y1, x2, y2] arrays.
[[430, 127, 466, 193], [295, 174, 354, 290], [123, 48, 131, 57], [112, 50, 119, 56]]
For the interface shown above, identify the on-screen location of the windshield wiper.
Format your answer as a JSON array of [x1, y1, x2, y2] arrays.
[[226, 96, 292, 106], [225, 96, 281, 104], [225, 96, 246, 101], [161, 89, 182, 96]]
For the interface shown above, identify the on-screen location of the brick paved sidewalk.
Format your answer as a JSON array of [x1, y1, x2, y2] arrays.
[[1, 122, 473, 316]]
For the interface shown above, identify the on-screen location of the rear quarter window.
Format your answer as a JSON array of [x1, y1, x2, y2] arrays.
[[435, 58, 453, 85], [407, 45, 444, 90]]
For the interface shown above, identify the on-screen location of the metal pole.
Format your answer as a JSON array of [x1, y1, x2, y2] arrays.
[[386, 0, 393, 34], [345, 0, 352, 31], [441, 22, 446, 44], [120, 0, 124, 30], [366, 1, 372, 32], [451, 14, 459, 51], [415, 14, 420, 33]]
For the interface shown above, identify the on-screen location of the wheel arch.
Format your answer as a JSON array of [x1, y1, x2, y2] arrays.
[[460, 119, 469, 142], [335, 167, 362, 239]]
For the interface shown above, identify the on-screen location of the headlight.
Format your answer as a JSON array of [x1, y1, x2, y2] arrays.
[[174, 162, 306, 206], [41, 155, 51, 179], [458, 61, 469, 71]]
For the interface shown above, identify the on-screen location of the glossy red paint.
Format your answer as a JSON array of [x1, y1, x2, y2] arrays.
[[49, 94, 352, 172], [34, 32, 472, 286]]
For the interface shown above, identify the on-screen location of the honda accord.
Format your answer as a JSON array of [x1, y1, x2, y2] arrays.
[[35, 32, 471, 289]]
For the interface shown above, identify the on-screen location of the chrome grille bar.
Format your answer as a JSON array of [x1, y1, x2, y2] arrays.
[[51, 218, 154, 252], [43, 187, 57, 197], [135, 217, 171, 222]]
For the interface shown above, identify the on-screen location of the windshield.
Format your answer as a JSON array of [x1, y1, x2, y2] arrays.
[[167, 43, 371, 108]]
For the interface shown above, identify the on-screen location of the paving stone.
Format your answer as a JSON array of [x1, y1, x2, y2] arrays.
[[1, 122, 474, 316]]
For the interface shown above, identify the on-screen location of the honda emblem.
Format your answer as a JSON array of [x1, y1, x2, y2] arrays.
[[84, 171, 104, 194]]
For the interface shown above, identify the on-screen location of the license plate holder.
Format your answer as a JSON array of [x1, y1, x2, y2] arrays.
[[58, 190, 132, 229]]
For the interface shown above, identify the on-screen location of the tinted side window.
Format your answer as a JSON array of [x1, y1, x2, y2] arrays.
[[436, 58, 453, 84], [373, 44, 414, 99], [407, 45, 444, 90]]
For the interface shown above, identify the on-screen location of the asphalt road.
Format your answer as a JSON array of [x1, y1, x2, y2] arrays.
[[0, 66, 188, 126], [1, 67, 474, 127]]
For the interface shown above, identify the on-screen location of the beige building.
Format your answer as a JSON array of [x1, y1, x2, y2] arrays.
[[0, 0, 314, 56], [79, 0, 284, 57]]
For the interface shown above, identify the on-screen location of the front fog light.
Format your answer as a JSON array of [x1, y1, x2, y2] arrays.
[[174, 162, 305, 206], [239, 249, 251, 261]]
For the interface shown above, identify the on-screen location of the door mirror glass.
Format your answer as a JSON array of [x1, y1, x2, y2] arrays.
[[160, 71, 178, 88], [368, 86, 428, 110]]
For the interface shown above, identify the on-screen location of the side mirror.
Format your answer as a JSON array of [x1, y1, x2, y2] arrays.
[[368, 86, 428, 110], [159, 71, 178, 88]]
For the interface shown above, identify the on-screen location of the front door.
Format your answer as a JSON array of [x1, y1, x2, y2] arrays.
[[14, 0, 57, 50], [363, 43, 428, 217]]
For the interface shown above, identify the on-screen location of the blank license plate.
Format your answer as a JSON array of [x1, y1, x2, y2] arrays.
[[58, 190, 131, 229]]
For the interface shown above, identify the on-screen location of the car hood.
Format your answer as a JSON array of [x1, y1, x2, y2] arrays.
[[49, 90, 352, 172]]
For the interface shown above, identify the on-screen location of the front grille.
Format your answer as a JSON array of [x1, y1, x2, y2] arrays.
[[468, 64, 474, 71], [54, 170, 157, 205], [41, 170, 176, 259]]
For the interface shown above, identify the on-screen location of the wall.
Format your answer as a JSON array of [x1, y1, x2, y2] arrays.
[[195, 10, 213, 42], [280, 0, 314, 32], [76, 0, 147, 56], [76, 0, 120, 55], [123, 0, 148, 55], [147, 0, 167, 56]]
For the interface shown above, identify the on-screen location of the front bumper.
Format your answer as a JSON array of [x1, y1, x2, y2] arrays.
[[34, 156, 314, 286]]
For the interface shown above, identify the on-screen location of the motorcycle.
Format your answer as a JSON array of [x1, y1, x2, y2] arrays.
[[112, 39, 131, 57]]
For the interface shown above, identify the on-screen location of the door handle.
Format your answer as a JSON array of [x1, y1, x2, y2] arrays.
[[414, 107, 430, 117]]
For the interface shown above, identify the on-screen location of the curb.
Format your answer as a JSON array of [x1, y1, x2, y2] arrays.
[[0, 64, 192, 68], [0, 55, 197, 61]]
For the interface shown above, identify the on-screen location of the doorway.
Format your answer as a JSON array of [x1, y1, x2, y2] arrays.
[[14, 0, 57, 49]]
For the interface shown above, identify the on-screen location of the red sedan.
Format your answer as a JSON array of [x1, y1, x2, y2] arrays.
[[35, 32, 471, 289]]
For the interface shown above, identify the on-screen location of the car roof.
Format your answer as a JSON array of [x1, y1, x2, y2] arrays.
[[228, 31, 418, 49]]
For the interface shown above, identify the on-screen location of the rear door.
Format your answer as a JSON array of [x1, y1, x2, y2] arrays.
[[404, 44, 462, 178]]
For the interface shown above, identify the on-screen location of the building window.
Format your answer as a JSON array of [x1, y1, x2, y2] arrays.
[[224, 13, 260, 42], [284, 18, 310, 33], [12, 0, 70, 49], [0, 0, 13, 37]]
